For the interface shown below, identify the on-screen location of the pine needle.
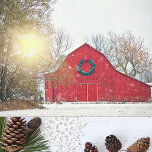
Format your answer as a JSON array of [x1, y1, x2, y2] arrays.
[[21, 128, 50, 152], [0, 117, 8, 152]]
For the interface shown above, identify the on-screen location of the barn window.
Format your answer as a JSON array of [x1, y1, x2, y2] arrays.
[[45, 80, 48, 89]]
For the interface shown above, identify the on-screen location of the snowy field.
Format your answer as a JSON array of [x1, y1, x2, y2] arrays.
[[42, 117, 152, 152], [1, 102, 152, 116]]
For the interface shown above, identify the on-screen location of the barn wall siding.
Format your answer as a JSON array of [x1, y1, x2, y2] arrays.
[[45, 43, 151, 102]]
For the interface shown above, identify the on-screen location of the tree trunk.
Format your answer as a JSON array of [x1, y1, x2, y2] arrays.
[[1, 65, 7, 101], [1, 37, 11, 101]]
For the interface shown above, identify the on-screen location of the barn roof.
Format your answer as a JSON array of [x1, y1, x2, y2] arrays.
[[44, 43, 151, 87]]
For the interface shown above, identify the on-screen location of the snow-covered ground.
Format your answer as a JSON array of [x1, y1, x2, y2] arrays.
[[1, 102, 152, 116]]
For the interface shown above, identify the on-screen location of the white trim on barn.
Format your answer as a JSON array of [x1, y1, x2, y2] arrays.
[[146, 83, 152, 100]]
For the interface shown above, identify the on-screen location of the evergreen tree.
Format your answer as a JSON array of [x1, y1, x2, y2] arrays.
[[0, 0, 56, 101]]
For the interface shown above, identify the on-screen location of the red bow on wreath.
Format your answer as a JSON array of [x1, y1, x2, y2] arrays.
[[83, 57, 90, 62]]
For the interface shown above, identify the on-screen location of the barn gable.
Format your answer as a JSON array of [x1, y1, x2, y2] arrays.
[[45, 43, 151, 102]]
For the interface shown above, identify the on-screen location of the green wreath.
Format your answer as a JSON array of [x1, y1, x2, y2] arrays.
[[77, 58, 95, 76]]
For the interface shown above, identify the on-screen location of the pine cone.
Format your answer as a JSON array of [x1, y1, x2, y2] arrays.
[[127, 137, 150, 152], [84, 142, 98, 152], [27, 117, 41, 132], [105, 135, 122, 152], [0, 117, 27, 152]]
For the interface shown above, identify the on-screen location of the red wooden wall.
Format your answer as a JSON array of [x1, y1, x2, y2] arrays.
[[45, 43, 151, 102]]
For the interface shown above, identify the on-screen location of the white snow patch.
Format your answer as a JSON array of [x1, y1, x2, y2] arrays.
[[1, 103, 152, 116]]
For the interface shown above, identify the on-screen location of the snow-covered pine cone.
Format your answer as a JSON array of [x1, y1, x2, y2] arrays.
[[27, 117, 41, 132], [105, 134, 122, 152], [0, 117, 27, 152], [127, 137, 150, 152], [84, 142, 98, 152]]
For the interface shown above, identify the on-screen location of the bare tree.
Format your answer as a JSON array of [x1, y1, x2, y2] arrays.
[[108, 32, 152, 78], [52, 28, 72, 59], [88, 32, 152, 79], [44, 29, 73, 102], [140, 67, 152, 83], [88, 34, 113, 60], [50, 28, 72, 71]]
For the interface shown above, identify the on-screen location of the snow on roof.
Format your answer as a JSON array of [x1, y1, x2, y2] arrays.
[[147, 83, 152, 87]]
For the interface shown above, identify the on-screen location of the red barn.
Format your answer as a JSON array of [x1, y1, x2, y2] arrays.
[[44, 43, 151, 102]]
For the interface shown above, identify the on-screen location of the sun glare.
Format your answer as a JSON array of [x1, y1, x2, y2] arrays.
[[26, 51, 34, 57], [15, 31, 47, 58]]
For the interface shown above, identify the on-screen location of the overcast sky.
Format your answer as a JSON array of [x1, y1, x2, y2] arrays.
[[52, 0, 152, 53]]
